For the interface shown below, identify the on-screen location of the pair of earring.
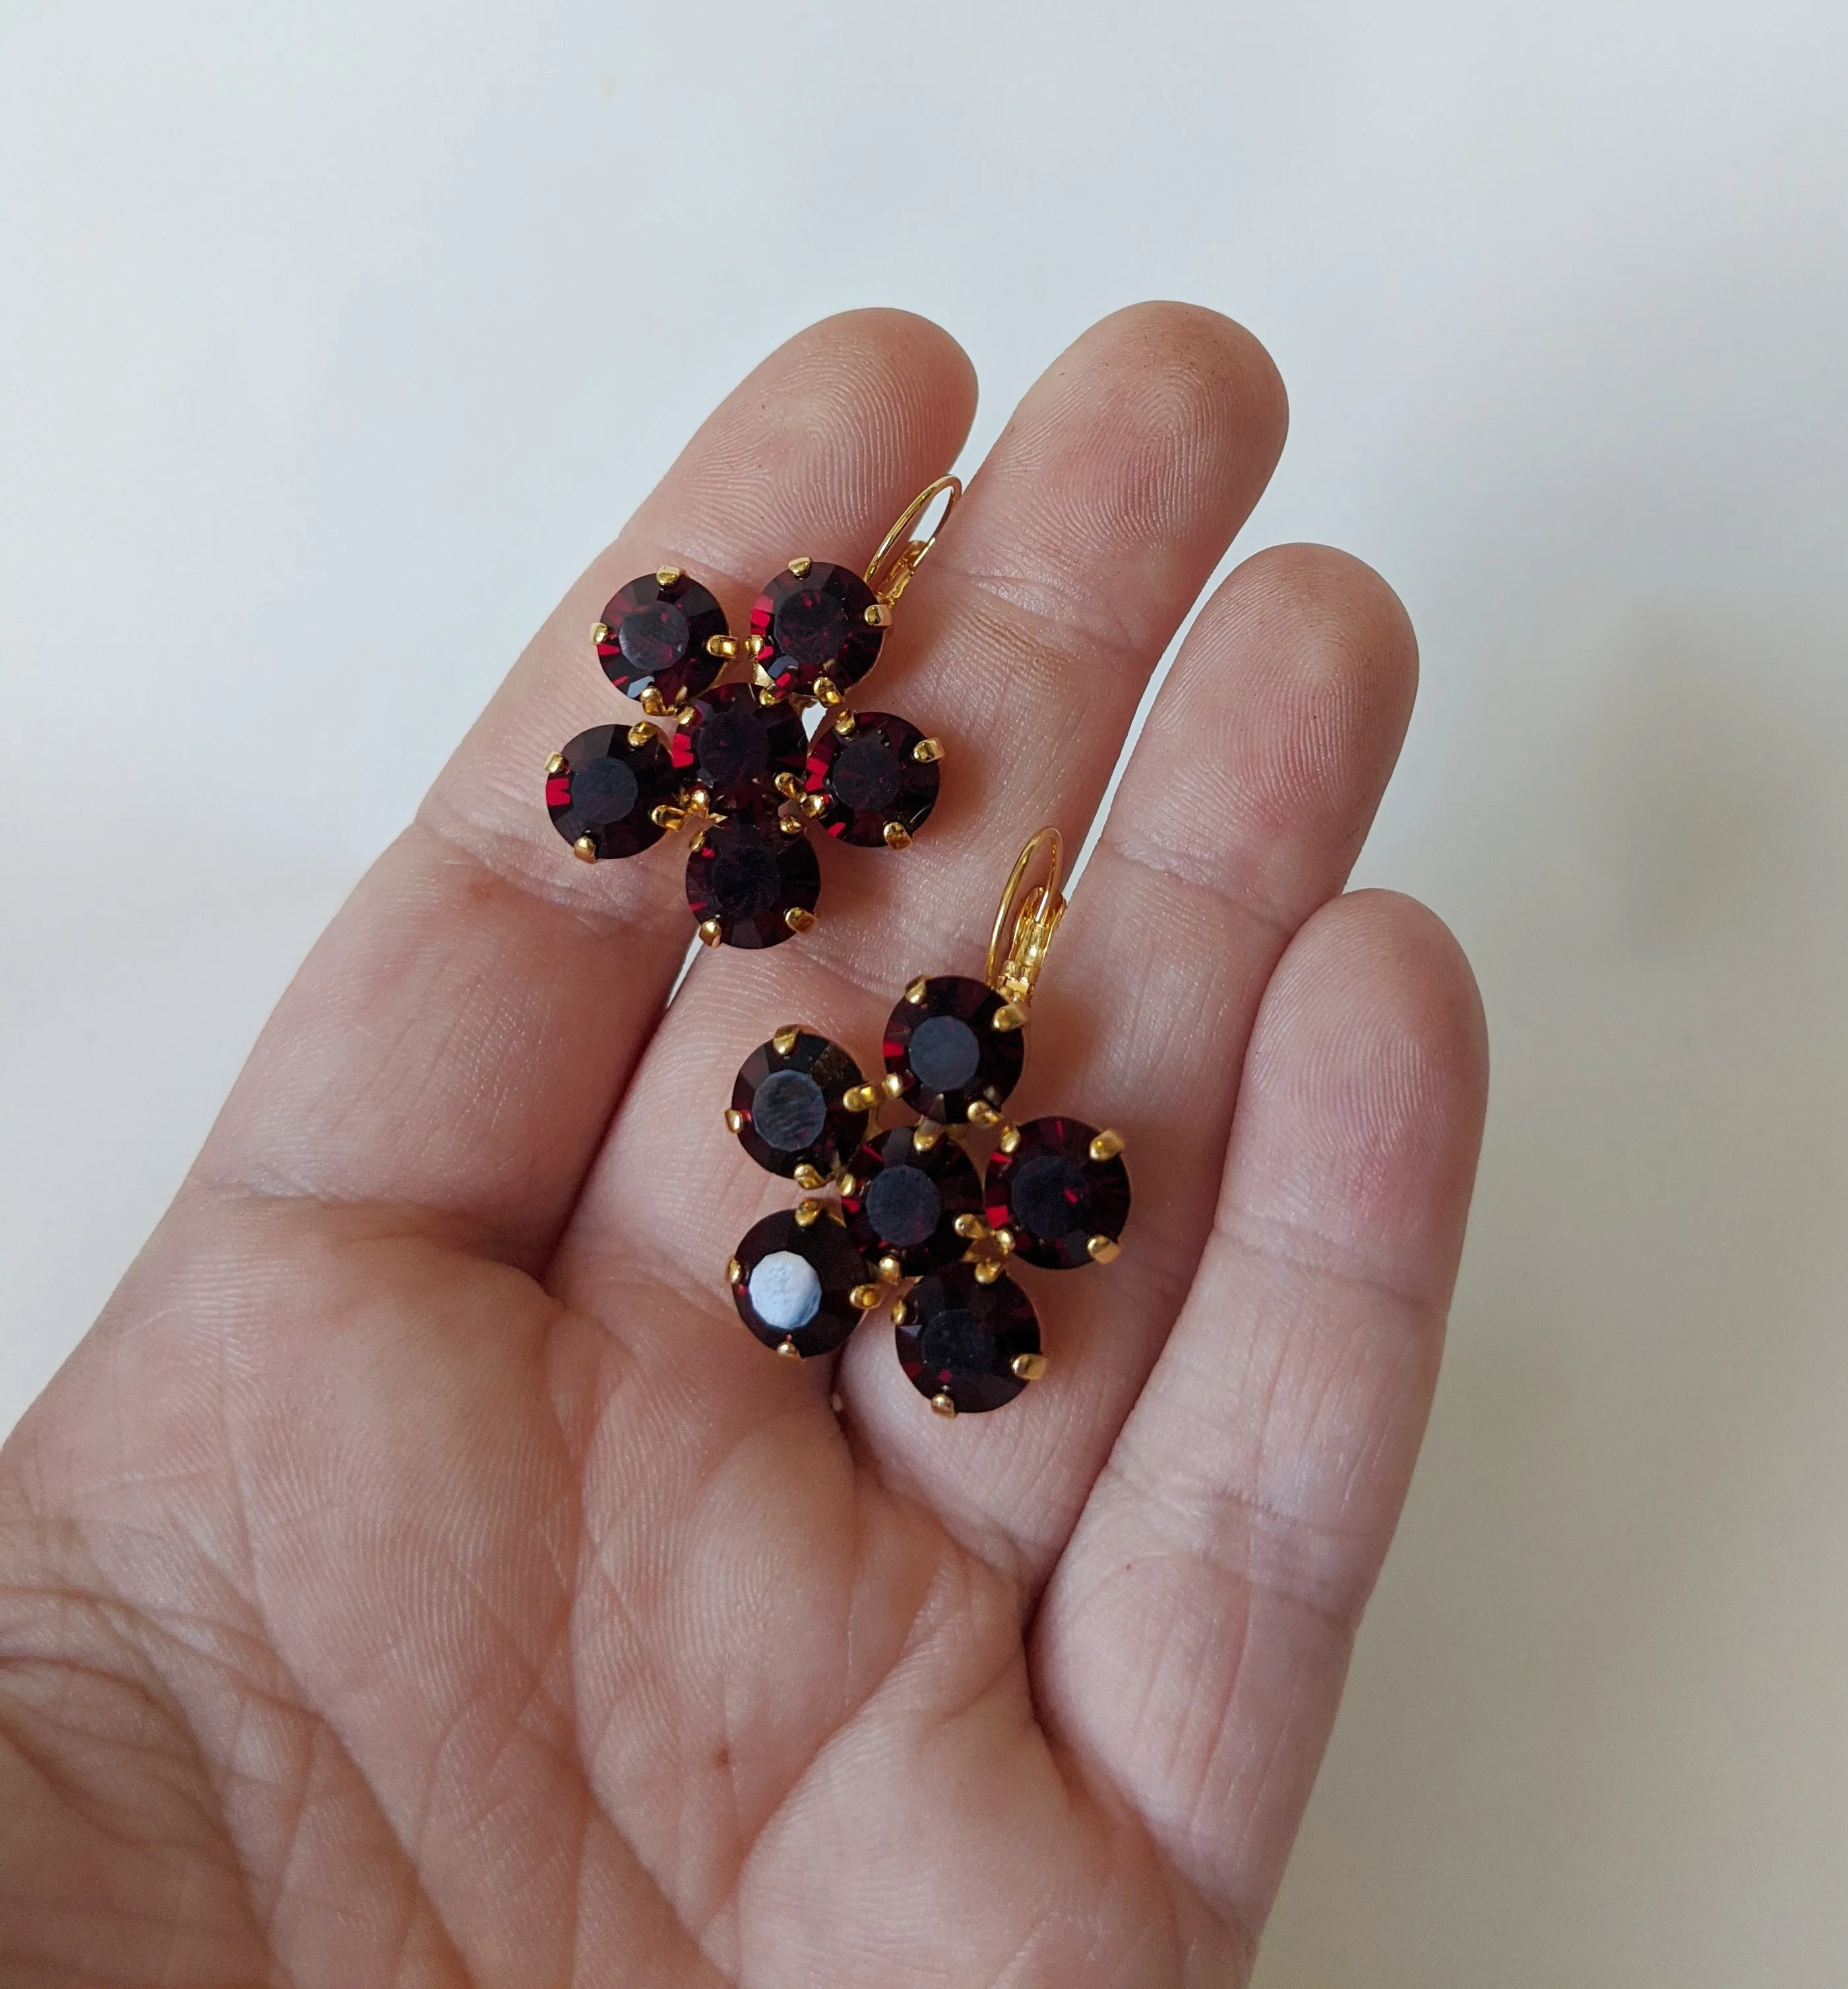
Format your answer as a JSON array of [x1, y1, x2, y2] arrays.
[[721, 830, 1131, 1417], [545, 478, 958, 949]]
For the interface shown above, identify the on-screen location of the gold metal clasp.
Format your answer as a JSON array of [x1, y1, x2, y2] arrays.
[[864, 473, 962, 612], [987, 827, 1066, 1011]]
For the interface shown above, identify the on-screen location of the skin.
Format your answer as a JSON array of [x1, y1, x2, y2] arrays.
[[0, 305, 1487, 1987]]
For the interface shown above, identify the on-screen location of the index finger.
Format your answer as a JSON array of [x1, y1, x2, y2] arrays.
[[191, 312, 977, 1264]]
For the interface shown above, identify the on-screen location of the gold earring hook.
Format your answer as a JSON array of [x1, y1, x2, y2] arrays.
[[987, 827, 1066, 1010], [864, 473, 962, 611]]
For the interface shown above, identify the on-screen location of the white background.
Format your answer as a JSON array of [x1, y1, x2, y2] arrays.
[[5, 1, 1848, 1980]]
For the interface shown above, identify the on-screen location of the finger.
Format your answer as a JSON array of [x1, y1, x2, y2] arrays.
[[1035, 889, 1489, 1944], [840, 544, 1421, 1572], [559, 303, 1289, 1344], [191, 312, 976, 1263]]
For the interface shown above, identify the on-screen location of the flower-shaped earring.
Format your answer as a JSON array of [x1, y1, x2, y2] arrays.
[[721, 829, 1132, 1416], [545, 478, 958, 949]]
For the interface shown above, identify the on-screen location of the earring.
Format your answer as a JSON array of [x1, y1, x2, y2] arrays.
[[721, 829, 1132, 1417], [544, 478, 957, 951]]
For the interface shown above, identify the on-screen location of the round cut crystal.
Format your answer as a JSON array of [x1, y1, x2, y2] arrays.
[[842, 1123, 983, 1275], [804, 712, 940, 848], [750, 561, 884, 698], [545, 724, 679, 860], [595, 573, 727, 709], [730, 1030, 869, 1179], [671, 681, 807, 808], [895, 1263, 1041, 1414], [882, 976, 1024, 1123], [730, 1208, 870, 1358], [686, 815, 820, 948], [985, 1116, 1132, 1269]]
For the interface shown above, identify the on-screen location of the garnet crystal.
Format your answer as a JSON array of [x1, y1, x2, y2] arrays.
[[984, 1116, 1132, 1270], [882, 975, 1025, 1123], [729, 1207, 871, 1359], [545, 724, 679, 860], [686, 814, 821, 948], [750, 561, 884, 700], [730, 1030, 869, 1180], [842, 1123, 983, 1276], [805, 711, 940, 848], [671, 681, 807, 809], [595, 572, 727, 710], [896, 1263, 1041, 1414]]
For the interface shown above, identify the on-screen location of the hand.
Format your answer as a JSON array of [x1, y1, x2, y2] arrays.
[[0, 305, 1485, 1986]]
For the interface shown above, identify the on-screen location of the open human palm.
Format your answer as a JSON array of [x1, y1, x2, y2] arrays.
[[0, 306, 1486, 1986]]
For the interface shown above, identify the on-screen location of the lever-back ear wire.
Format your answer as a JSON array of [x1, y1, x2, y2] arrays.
[[986, 825, 1067, 1024], [863, 472, 962, 616]]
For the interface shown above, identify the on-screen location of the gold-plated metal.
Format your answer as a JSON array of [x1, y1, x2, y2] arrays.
[[880, 1071, 906, 1098], [833, 709, 857, 736], [1089, 1129, 1124, 1163], [865, 474, 962, 610], [591, 621, 610, 643], [788, 555, 813, 578], [953, 1213, 989, 1240], [726, 1256, 743, 1284], [785, 906, 817, 934], [776, 1337, 802, 1361], [905, 976, 929, 1005], [708, 633, 741, 660], [912, 736, 943, 763], [697, 919, 724, 947], [878, 1254, 904, 1282], [813, 676, 842, 707], [882, 821, 912, 850], [909, 1117, 943, 1151], [656, 564, 682, 586], [572, 836, 598, 864], [794, 1199, 822, 1228], [966, 1098, 1002, 1129], [931, 1391, 958, 1418], [842, 1083, 879, 1112], [627, 720, 656, 748], [991, 1003, 1027, 1032], [993, 1227, 1014, 1255], [890, 1297, 909, 1327], [800, 792, 829, 819], [638, 687, 669, 718], [987, 826, 1066, 1011], [997, 1123, 1021, 1154], [724, 1108, 747, 1135], [849, 1282, 882, 1311], [793, 1164, 824, 1191], [772, 1026, 801, 1055], [774, 771, 802, 798], [973, 1259, 1003, 1284], [545, 751, 567, 775], [651, 804, 685, 831], [757, 686, 782, 707], [865, 601, 892, 627], [1013, 1352, 1048, 1383], [779, 813, 807, 837], [1086, 1234, 1121, 1264], [838, 1172, 858, 1199]]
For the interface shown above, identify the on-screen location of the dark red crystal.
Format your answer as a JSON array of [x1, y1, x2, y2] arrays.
[[882, 975, 1025, 1123], [896, 1263, 1041, 1414], [842, 1123, 983, 1276], [686, 815, 821, 948], [804, 711, 940, 848], [984, 1116, 1132, 1270], [595, 573, 727, 709], [671, 681, 807, 809], [730, 1207, 870, 1359], [545, 724, 679, 860], [750, 561, 884, 699], [730, 1031, 869, 1180]]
